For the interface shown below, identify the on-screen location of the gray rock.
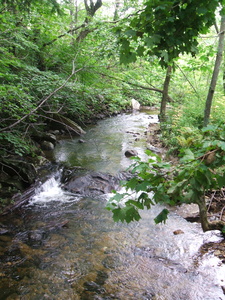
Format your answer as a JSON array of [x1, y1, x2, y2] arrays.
[[41, 141, 55, 151], [63, 172, 120, 197], [125, 149, 138, 157]]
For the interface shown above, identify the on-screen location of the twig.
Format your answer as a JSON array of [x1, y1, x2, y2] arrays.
[[220, 206, 225, 220], [207, 190, 216, 212], [0, 161, 29, 183], [175, 63, 200, 98]]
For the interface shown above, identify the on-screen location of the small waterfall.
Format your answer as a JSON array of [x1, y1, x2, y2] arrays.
[[30, 171, 79, 205]]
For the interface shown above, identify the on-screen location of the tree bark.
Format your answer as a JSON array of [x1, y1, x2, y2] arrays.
[[84, 0, 102, 17], [196, 196, 210, 232], [159, 64, 172, 122], [76, 0, 102, 42], [203, 14, 225, 127]]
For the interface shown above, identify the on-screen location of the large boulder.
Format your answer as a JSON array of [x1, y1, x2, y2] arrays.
[[62, 168, 131, 198], [131, 98, 141, 110], [125, 149, 138, 157], [40, 141, 55, 151]]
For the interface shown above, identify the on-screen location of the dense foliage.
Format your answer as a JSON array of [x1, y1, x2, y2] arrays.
[[118, 0, 225, 66], [106, 124, 225, 232]]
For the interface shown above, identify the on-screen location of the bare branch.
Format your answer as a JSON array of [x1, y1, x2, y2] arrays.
[[42, 24, 85, 48]]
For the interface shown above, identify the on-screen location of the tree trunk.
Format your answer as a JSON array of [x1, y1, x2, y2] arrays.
[[114, 0, 121, 21], [76, 0, 102, 42], [197, 195, 225, 232], [203, 14, 225, 127], [196, 195, 210, 232], [159, 64, 172, 122]]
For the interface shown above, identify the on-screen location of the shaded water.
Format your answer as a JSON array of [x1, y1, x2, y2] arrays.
[[0, 111, 225, 299]]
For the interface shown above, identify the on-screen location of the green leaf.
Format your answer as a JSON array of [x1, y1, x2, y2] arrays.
[[137, 45, 145, 56], [154, 209, 169, 224], [110, 193, 126, 202], [112, 206, 141, 223], [202, 125, 218, 132], [222, 226, 225, 234], [126, 177, 140, 190], [125, 29, 136, 37], [217, 141, 225, 151], [180, 149, 195, 162], [145, 36, 153, 47], [126, 199, 144, 209], [161, 50, 168, 62], [135, 181, 150, 192], [120, 51, 137, 64], [216, 173, 225, 188], [112, 207, 126, 222]]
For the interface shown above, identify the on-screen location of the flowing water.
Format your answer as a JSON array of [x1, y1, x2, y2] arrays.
[[0, 111, 225, 300]]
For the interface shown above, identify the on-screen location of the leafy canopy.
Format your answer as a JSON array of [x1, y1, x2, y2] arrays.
[[118, 0, 224, 66]]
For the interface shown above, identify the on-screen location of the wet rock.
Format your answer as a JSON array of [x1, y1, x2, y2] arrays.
[[83, 281, 106, 293], [28, 230, 45, 242], [2, 184, 37, 215], [62, 171, 123, 197], [0, 226, 9, 235], [0, 235, 12, 242], [222, 286, 225, 295], [131, 98, 141, 110], [0, 158, 37, 191], [41, 141, 55, 151], [125, 149, 138, 157], [146, 143, 162, 154], [96, 270, 108, 285], [173, 203, 200, 222], [32, 132, 57, 147], [102, 255, 120, 269], [173, 229, 184, 235], [44, 133, 57, 145]]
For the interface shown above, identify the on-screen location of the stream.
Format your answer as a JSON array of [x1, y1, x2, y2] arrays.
[[0, 111, 225, 300]]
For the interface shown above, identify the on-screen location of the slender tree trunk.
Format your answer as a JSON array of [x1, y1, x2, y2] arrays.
[[223, 64, 225, 95], [70, 0, 78, 25], [196, 195, 210, 232], [69, 0, 78, 45], [159, 64, 172, 122], [203, 14, 225, 127], [114, 0, 121, 21]]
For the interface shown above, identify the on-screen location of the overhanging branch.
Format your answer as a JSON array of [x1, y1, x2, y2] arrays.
[[96, 71, 173, 102]]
